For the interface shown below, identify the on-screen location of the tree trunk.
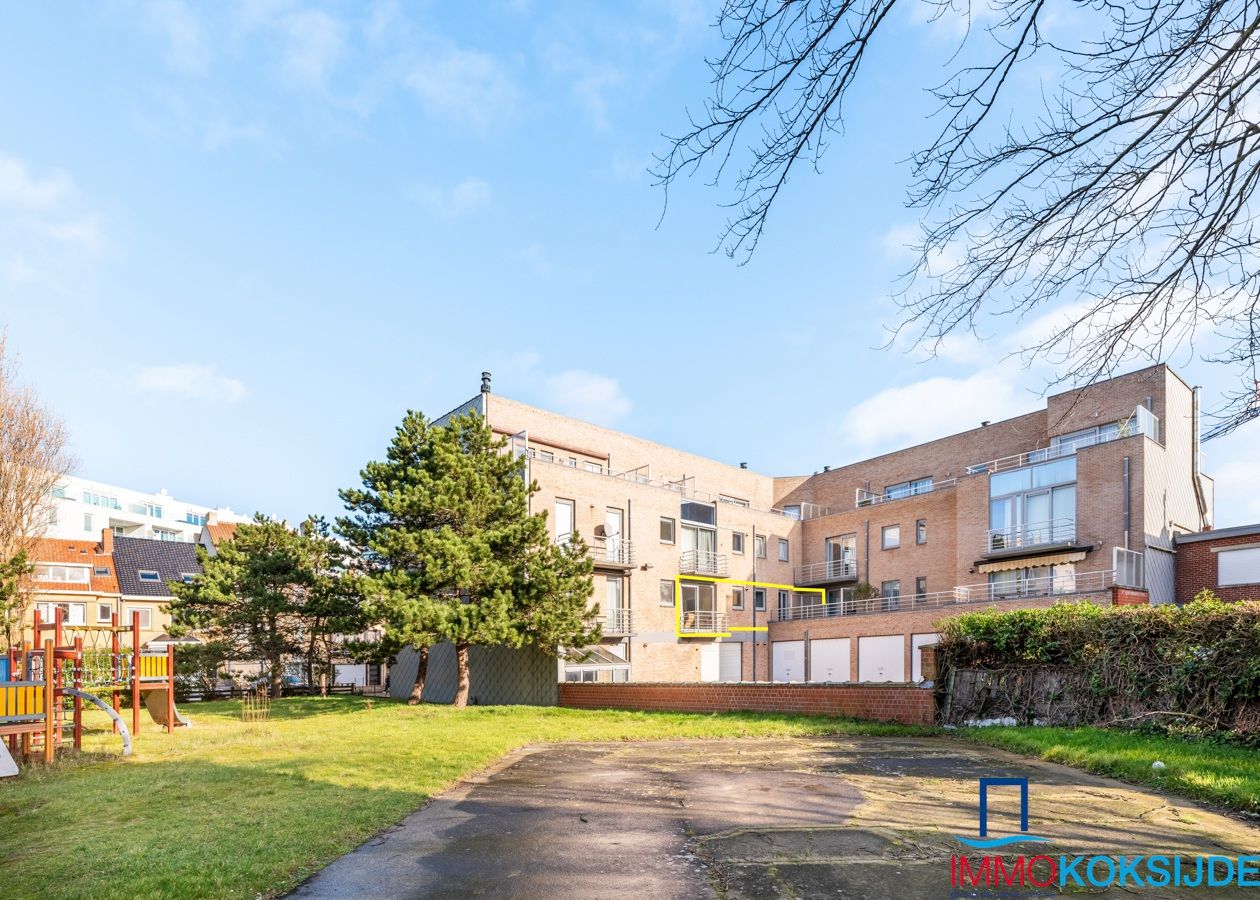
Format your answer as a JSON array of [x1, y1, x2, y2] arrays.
[[407, 645, 429, 705], [270, 654, 284, 698], [453, 641, 470, 708]]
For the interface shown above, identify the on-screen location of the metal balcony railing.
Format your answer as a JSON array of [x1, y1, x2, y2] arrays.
[[590, 536, 635, 567], [966, 407, 1159, 475], [678, 610, 729, 633], [985, 518, 1077, 555], [679, 550, 729, 577], [794, 559, 858, 586], [855, 478, 957, 508], [600, 609, 633, 635], [771, 569, 1117, 621]]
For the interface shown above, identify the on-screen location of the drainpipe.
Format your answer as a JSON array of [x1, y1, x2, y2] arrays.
[[751, 526, 758, 682], [1122, 456, 1131, 550], [1191, 386, 1209, 528]]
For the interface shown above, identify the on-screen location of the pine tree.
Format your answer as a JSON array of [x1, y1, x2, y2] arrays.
[[339, 410, 599, 707]]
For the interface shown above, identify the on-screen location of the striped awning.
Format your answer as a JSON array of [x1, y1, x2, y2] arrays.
[[977, 550, 1087, 574]]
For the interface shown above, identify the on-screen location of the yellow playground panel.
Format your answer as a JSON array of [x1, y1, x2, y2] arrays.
[[674, 575, 825, 638]]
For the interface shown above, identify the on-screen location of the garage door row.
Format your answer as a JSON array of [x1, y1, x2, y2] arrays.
[[769, 633, 939, 684]]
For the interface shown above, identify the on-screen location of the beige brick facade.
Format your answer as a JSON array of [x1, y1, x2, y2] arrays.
[[445, 364, 1207, 684]]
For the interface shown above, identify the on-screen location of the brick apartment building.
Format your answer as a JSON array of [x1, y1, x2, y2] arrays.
[[437, 364, 1213, 685]]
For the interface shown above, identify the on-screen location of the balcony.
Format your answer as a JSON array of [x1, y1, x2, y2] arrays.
[[855, 478, 957, 508], [984, 518, 1079, 557], [967, 407, 1160, 475], [589, 536, 635, 568], [772, 569, 1117, 621], [678, 609, 729, 634], [794, 559, 858, 586], [679, 550, 729, 577], [599, 608, 633, 636]]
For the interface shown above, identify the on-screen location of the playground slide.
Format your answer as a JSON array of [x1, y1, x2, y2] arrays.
[[0, 742, 17, 777], [62, 688, 133, 757], [142, 690, 191, 729]]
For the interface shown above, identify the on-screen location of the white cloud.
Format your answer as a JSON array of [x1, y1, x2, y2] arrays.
[[38, 216, 104, 254], [146, 0, 209, 74], [839, 366, 1028, 454], [0, 155, 75, 210], [544, 370, 632, 426], [279, 9, 344, 87], [409, 177, 492, 218], [404, 45, 518, 128], [131, 364, 247, 403]]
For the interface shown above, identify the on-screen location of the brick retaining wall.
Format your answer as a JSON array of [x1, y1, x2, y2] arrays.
[[557, 682, 935, 726]]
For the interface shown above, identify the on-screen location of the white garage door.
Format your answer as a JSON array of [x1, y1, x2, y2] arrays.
[[698, 643, 721, 682], [911, 633, 940, 683], [772, 640, 805, 682], [334, 664, 366, 686], [718, 642, 743, 682], [809, 638, 850, 683], [858, 635, 904, 682]]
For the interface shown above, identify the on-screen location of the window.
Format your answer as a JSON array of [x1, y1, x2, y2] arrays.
[[884, 477, 933, 500], [731, 532, 745, 554], [538, 450, 554, 463], [989, 458, 1077, 550], [137, 570, 161, 583], [33, 564, 90, 584], [82, 491, 120, 509], [731, 586, 745, 610], [554, 498, 575, 544], [83, 512, 93, 532], [753, 588, 766, 611], [126, 607, 153, 629], [659, 517, 676, 544], [180, 573, 196, 584], [129, 502, 163, 518], [155, 529, 180, 542], [680, 501, 716, 526], [916, 519, 927, 545], [881, 580, 901, 600], [660, 579, 675, 607], [35, 602, 86, 625], [1051, 423, 1120, 453], [50, 484, 67, 498], [755, 535, 767, 558], [583, 461, 602, 474], [96, 603, 113, 624], [567, 457, 578, 467], [782, 505, 802, 520], [777, 590, 790, 615], [93, 566, 110, 576], [1219, 547, 1260, 586], [914, 576, 927, 599], [881, 525, 900, 550], [777, 538, 789, 562], [719, 494, 749, 507], [184, 512, 207, 526]]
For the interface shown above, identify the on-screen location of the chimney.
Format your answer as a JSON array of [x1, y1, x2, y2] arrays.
[[481, 371, 492, 394], [101, 528, 114, 554], [207, 511, 219, 525], [823, 465, 831, 472], [739, 462, 748, 470]]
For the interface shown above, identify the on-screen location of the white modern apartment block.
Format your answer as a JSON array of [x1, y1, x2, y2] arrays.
[[45, 474, 249, 542]]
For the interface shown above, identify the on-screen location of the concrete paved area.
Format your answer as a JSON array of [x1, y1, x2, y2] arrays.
[[290, 736, 1258, 898]]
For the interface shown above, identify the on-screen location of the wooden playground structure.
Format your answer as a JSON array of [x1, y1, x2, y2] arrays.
[[1, 607, 189, 774]]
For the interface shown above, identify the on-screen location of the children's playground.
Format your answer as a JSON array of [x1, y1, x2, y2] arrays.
[[1, 607, 188, 775]]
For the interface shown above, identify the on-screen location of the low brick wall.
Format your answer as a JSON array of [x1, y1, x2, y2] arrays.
[[557, 682, 935, 726]]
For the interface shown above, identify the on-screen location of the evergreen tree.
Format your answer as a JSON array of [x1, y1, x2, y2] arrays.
[[339, 410, 598, 707], [169, 515, 358, 697]]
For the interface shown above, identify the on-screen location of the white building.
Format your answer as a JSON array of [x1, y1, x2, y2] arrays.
[[45, 474, 249, 542]]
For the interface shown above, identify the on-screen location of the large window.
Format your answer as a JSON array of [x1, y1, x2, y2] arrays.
[[987, 564, 1075, 598], [82, 491, 120, 509], [33, 564, 90, 584], [1219, 547, 1260, 586], [989, 458, 1077, 550], [884, 477, 932, 500], [126, 607, 153, 630], [825, 534, 857, 578], [554, 498, 575, 544], [680, 501, 716, 526], [880, 581, 901, 607], [881, 525, 900, 550], [36, 602, 86, 625]]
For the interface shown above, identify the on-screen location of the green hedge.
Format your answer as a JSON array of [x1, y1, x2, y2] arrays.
[[936, 593, 1260, 732]]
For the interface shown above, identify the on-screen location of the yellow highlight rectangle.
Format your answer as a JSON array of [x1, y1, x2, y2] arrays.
[[675, 575, 824, 638]]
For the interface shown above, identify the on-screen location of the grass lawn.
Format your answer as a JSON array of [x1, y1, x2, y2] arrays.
[[0, 697, 923, 900], [959, 726, 1260, 814]]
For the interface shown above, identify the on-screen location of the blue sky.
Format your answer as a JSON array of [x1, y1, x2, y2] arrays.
[[1, 1, 1255, 525]]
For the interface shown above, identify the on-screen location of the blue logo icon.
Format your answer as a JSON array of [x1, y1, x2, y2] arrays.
[[955, 777, 1051, 849]]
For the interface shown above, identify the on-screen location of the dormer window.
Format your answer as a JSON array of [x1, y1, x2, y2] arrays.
[[137, 570, 161, 583]]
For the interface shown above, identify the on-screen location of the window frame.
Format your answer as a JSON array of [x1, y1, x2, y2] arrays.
[[916, 519, 927, 545], [659, 579, 675, 607], [137, 570, 161, 583], [659, 516, 676, 544], [755, 534, 767, 558], [731, 586, 745, 610], [777, 538, 789, 562], [96, 603, 113, 624], [731, 531, 745, 554], [554, 497, 576, 544], [126, 606, 154, 630], [753, 588, 766, 611], [881, 524, 901, 550]]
